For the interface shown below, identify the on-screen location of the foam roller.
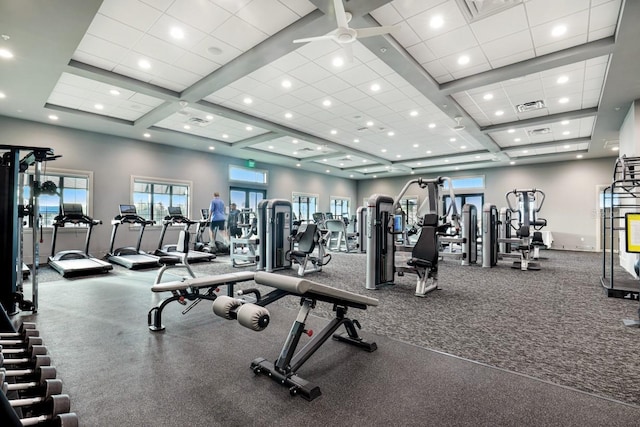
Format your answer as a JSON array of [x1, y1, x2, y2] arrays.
[[236, 304, 270, 331], [212, 296, 241, 319]]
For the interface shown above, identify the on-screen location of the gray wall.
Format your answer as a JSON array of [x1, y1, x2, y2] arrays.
[[357, 157, 616, 252], [1, 116, 356, 261]]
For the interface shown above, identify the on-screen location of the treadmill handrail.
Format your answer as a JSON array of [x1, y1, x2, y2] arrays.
[[53, 213, 101, 227], [112, 214, 155, 226]]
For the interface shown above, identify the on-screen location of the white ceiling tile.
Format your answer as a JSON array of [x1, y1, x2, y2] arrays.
[[481, 30, 533, 63], [211, 16, 267, 51], [390, 0, 447, 20], [288, 62, 333, 84], [425, 26, 479, 58], [312, 75, 351, 94], [98, 0, 163, 31], [176, 51, 220, 77], [129, 92, 164, 107], [535, 34, 588, 56], [370, 3, 403, 25], [210, 0, 253, 14], [450, 62, 492, 80], [590, 0, 622, 32], [192, 35, 243, 65], [406, 1, 468, 41], [268, 94, 305, 109], [290, 85, 326, 102], [278, 0, 316, 16], [236, 0, 300, 35], [470, 4, 528, 44], [88, 14, 145, 48], [407, 43, 437, 65], [149, 76, 188, 92], [74, 34, 128, 67], [133, 34, 188, 63], [332, 87, 368, 103], [337, 64, 381, 86], [140, 0, 174, 11], [296, 39, 341, 61], [588, 25, 616, 42], [365, 58, 397, 78], [530, 10, 589, 50], [524, 0, 590, 27], [167, 0, 232, 34], [489, 50, 535, 68], [389, 19, 423, 46], [439, 46, 487, 74], [421, 60, 449, 80], [146, 15, 208, 50], [270, 51, 309, 72]]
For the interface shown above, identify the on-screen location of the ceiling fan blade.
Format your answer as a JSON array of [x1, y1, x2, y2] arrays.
[[354, 25, 400, 39], [333, 0, 349, 29], [293, 34, 336, 43]]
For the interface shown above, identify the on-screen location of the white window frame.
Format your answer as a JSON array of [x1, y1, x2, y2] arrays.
[[292, 192, 319, 221], [229, 165, 268, 186], [131, 175, 193, 225], [330, 196, 351, 219]]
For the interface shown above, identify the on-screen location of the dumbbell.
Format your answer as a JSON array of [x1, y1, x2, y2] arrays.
[[0, 347, 50, 368], [9, 393, 70, 418], [20, 411, 78, 427], [4, 378, 62, 402], [0, 324, 39, 342], [0, 369, 58, 395], [1, 364, 57, 385], [1, 337, 44, 356]]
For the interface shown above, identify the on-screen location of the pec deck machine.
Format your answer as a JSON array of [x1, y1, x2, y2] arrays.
[[365, 177, 477, 297]]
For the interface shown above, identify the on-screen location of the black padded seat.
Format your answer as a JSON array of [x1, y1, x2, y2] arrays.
[[407, 213, 439, 270], [290, 223, 317, 257]]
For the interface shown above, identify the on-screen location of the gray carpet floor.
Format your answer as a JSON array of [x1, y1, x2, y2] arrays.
[[17, 248, 640, 425]]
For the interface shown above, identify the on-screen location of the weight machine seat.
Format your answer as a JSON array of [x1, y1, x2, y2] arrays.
[[531, 231, 546, 247], [407, 214, 439, 270], [289, 223, 317, 257]]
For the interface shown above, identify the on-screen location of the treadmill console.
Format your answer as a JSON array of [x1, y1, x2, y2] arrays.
[[119, 204, 137, 215], [63, 203, 84, 215], [168, 206, 183, 216]]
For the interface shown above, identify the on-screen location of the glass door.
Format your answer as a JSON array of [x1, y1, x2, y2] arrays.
[[229, 187, 266, 212]]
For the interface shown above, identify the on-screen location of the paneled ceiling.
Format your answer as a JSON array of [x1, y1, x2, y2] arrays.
[[1, 0, 638, 179]]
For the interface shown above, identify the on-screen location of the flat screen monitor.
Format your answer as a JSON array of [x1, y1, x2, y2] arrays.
[[168, 206, 182, 216], [201, 208, 209, 220], [119, 204, 137, 215], [393, 214, 404, 233], [63, 203, 83, 215]]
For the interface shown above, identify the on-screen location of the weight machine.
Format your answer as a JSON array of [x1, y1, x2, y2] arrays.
[[0, 145, 59, 314], [256, 199, 292, 272], [504, 189, 547, 271]]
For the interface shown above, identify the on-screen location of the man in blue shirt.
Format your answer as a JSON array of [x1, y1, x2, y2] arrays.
[[209, 192, 227, 243]]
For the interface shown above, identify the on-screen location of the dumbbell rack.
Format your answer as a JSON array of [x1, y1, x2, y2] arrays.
[[0, 320, 78, 426]]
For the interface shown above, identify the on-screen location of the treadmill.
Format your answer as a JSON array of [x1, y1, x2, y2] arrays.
[[155, 207, 215, 263], [107, 204, 161, 269], [48, 203, 113, 278]]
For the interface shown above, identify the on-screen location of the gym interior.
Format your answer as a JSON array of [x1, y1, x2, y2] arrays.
[[1, 0, 640, 425]]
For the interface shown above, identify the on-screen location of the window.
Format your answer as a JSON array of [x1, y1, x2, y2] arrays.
[[442, 175, 485, 190], [132, 176, 191, 222], [330, 197, 350, 219], [230, 187, 266, 211], [443, 193, 484, 223], [399, 197, 418, 225], [292, 192, 318, 221], [229, 165, 267, 185], [21, 169, 92, 228]]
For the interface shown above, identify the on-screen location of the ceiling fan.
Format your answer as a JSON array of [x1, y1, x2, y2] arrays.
[[293, 0, 400, 61]]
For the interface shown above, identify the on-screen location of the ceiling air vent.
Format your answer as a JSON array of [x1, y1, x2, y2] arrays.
[[338, 157, 352, 162], [298, 147, 314, 152], [527, 127, 551, 136], [516, 100, 546, 113], [187, 117, 211, 127], [455, 0, 527, 22]]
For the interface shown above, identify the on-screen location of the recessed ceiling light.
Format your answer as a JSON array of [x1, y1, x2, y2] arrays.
[[332, 57, 344, 67], [559, 97, 569, 104], [495, 110, 504, 116], [514, 138, 521, 142], [48, 115, 58, 121], [143, 132, 151, 138], [460, 145, 466, 149], [268, 145, 274, 149], [576, 154, 583, 159], [362, 159, 367, 163], [413, 143, 419, 148], [326, 169, 330, 173], [381, 149, 387, 153], [285, 112, 293, 119], [373, 175, 377, 178], [109, 89, 120, 96], [449, 137, 456, 142], [316, 146, 323, 150], [243, 97, 253, 104], [507, 128, 515, 133], [349, 174, 354, 178], [387, 131, 395, 136], [551, 24, 567, 37], [457, 55, 470, 65], [426, 150, 432, 154], [354, 139, 360, 143], [557, 75, 569, 84], [322, 99, 332, 107], [209, 146, 215, 150], [444, 159, 449, 163], [296, 163, 301, 167], [0, 92, 5, 99], [281, 79, 292, 89], [483, 93, 493, 101], [138, 59, 151, 69], [170, 27, 185, 39], [396, 154, 401, 158], [410, 110, 418, 117], [370, 83, 381, 92], [561, 120, 570, 125], [510, 161, 516, 165], [94, 104, 104, 110], [222, 134, 229, 138], [330, 129, 337, 135], [183, 125, 191, 130], [292, 139, 298, 144], [455, 167, 460, 170], [523, 150, 528, 153], [293, 151, 298, 155], [475, 155, 480, 159], [346, 155, 351, 158], [323, 158, 328, 162], [612, 147, 619, 151], [206, 115, 214, 120], [428, 123, 436, 129], [564, 145, 570, 149], [562, 131, 570, 135], [366, 121, 374, 127], [340, 163, 344, 166], [0, 48, 14, 59], [417, 162, 422, 165], [411, 171, 415, 175], [430, 15, 444, 29]]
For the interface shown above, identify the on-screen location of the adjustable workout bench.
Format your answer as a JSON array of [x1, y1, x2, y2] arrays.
[[211, 271, 378, 401], [148, 271, 256, 331]]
